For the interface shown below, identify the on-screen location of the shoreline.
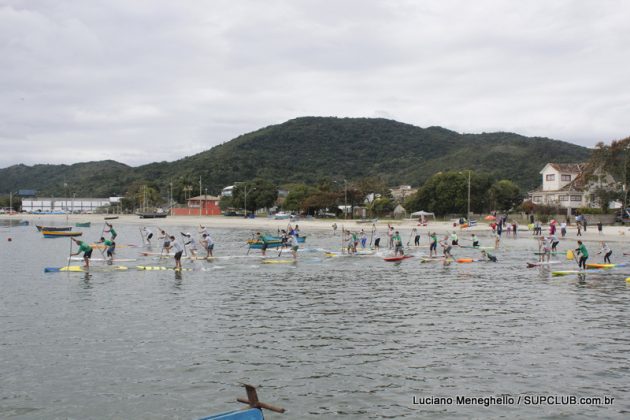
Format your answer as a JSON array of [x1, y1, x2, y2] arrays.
[[3, 213, 630, 245]]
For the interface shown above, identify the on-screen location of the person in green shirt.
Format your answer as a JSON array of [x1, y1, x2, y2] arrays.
[[429, 232, 438, 257], [105, 222, 117, 240], [98, 236, 116, 261], [71, 238, 93, 269], [575, 240, 589, 269], [393, 231, 404, 256]]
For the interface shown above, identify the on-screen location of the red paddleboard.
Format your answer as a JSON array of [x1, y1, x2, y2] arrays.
[[384, 255, 414, 262]]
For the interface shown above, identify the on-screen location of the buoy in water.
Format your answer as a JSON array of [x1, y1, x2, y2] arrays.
[[7, 238, 12, 242]]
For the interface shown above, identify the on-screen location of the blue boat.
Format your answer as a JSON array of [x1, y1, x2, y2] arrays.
[[199, 384, 284, 420], [200, 407, 264, 420]]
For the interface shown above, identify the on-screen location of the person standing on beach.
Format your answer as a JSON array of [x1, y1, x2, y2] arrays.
[[575, 240, 589, 269], [560, 222, 567, 238], [332, 223, 338, 236], [577, 223, 582, 236], [597, 221, 603, 235], [167, 235, 184, 270], [104, 222, 117, 240], [597, 241, 612, 263], [71, 238, 93, 269]]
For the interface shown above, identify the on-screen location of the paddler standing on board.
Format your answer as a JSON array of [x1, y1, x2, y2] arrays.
[[393, 231, 404, 256], [167, 235, 184, 270], [104, 222, 117, 240], [142, 226, 153, 245], [255, 232, 268, 257], [451, 231, 459, 246], [158, 229, 170, 253], [181, 232, 198, 257], [289, 231, 300, 260], [429, 232, 438, 257], [98, 236, 116, 262], [575, 240, 589, 269], [71, 238, 93, 269], [440, 235, 453, 259], [201, 233, 214, 258], [471, 234, 479, 248], [480, 250, 497, 262], [597, 241, 612, 264]]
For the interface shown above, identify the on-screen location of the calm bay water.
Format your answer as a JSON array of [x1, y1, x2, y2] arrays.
[[1, 221, 629, 419]]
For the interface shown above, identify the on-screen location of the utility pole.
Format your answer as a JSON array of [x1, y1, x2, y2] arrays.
[[344, 179, 348, 220], [467, 170, 471, 222], [199, 177, 202, 217]]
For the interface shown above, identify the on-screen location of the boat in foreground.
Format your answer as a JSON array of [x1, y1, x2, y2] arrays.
[[199, 384, 284, 420]]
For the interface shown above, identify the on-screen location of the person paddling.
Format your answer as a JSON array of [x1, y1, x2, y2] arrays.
[[167, 235, 184, 270], [393, 231, 404, 256], [143, 226, 153, 245], [255, 232, 268, 257], [181, 232, 198, 257], [429, 232, 438, 257], [158, 229, 170, 255], [289, 232, 299, 260], [575, 240, 589, 269], [98, 236, 116, 262], [201, 233, 215, 258], [597, 241, 612, 263], [471, 234, 479, 248], [71, 238, 93, 269], [440, 235, 453, 259], [480, 250, 497, 262], [104, 222, 117, 240]]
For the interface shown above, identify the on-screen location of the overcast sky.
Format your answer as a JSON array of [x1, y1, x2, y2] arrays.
[[1, 0, 629, 169]]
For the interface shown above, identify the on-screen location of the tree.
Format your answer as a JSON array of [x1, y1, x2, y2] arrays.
[[122, 181, 162, 211], [405, 171, 494, 216], [284, 184, 316, 212], [232, 179, 278, 212], [488, 180, 522, 211], [300, 191, 339, 215]]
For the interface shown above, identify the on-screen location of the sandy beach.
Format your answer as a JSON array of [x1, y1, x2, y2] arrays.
[[4, 213, 630, 245]]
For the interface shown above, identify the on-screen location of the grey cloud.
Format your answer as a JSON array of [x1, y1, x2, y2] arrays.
[[1, 0, 629, 169]]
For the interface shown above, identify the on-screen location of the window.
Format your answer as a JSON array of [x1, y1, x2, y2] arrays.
[[561, 174, 571, 181], [546, 174, 555, 181], [559, 195, 568, 201], [571, 195, 582, 202], [533, 196, 542, 203]]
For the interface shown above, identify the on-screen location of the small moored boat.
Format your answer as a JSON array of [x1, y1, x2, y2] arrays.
[[75, 222, 91, 227], [36, 225, 72, 232], [42, 230, 83, 238]]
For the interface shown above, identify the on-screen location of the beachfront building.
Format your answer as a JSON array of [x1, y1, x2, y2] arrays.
[[21, 197, 120, 213], [527, 163, 618, 213], [172, 194, 221, 216]]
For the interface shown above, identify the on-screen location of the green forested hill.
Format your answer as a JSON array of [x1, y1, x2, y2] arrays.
[[0, 117, 591, 197]]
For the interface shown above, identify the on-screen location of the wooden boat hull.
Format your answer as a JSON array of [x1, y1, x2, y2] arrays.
[[137, 212, 167, 219], [36, 225, 72, 232], [42, 231, 83, 238], [75, 222, 91, 227]]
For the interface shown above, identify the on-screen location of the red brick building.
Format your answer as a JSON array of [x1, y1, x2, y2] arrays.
[[171, 195, 221, 216]]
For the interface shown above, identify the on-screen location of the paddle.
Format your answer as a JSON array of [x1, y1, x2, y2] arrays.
[[67, 238, 73, 271], [369, 223, 375, 247], [567, 249, 580, 268]]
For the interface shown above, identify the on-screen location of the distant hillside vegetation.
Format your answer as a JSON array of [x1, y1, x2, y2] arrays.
[[0, 117, 591, 196]]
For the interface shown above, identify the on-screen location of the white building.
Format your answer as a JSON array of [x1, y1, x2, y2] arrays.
[[528, 163, 585, 208], [527, 163, 617, 212], [22, 197, 120, 213]]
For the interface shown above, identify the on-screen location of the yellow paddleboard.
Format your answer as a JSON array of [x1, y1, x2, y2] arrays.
[[262, 259, 296, 264]]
